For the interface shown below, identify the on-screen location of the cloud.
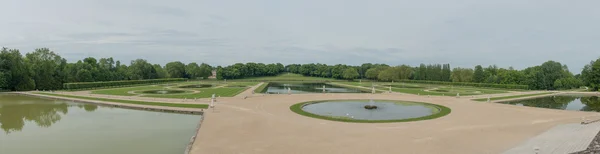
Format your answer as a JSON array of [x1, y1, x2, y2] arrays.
[[1, 0, 599, 72]]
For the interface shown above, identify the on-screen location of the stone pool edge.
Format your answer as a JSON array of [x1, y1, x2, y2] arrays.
[[16, 92, 205, 115], [184, 115, 205, 154]]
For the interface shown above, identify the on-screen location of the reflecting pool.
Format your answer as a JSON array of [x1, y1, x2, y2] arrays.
[[500, 95, 600, 112], [0, 94, 200, 154], [262, 82, 366, 94]]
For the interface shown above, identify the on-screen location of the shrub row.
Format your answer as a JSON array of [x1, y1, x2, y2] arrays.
[[397, 80, 529, 89], [63, 78, 186, 90]]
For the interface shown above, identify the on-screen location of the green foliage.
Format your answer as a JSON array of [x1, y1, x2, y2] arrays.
[[35, 92, 208, 109], [451, 67, 473, 82], [289, 100, 451, 123], [473, 65, 484, 83], [0, 48, 35, 91], [398, 80, 528, 89], [582, 58, 600, 91], [0, 71, 9, 89], [166, 61, 186, 78], [128, 59, 158, 80], [218, 63, 285, 79], [342, 68, 359, 80], [63, 78, 185, 90]]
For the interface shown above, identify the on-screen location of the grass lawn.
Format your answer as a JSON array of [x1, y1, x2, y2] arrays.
[[143, 87, 248, 99], [253, 82, 269, 93], [289, 100, 451, 123], [34, 92, 208, 109], [90, 81, 257, 98], [233, 73, 340, 81], [92, 85, 164, 96], [336, 81, 510, 96], [472, 92, 556, 102]]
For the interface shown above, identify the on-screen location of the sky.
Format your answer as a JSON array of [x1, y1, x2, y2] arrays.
[[1, 0, 599, 72]]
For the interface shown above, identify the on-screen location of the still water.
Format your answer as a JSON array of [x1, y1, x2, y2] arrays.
[[0, 94, 201, 154], [500, 95, 600, 112], [302, 100, 437, 120], [262, 82, 366, 94]]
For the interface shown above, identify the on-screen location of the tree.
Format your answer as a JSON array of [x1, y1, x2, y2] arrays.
[[0, 71, 9, 89], [0, 48, 35, 91], [473, 65, 484, 83], [185, 63, 201, 79], [25, 48, 66, 90], [451, 68, 474, 82], [377, 68, 397, 81], [582, 58, 600, 91], [129, 59, 157, 80], [342, 68, 359, 80], [199, 63, 213, 79], [153, 64, 168, 78], [166, 61, 186, 78]]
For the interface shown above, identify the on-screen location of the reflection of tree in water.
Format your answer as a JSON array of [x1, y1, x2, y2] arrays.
[[83, 104, 98, 112], [581, 96, 600, 112], [506, 96, 577, 110], [0, 103, 70, 134]]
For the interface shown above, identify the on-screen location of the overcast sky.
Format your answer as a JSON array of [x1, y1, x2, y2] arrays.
[[1, 0, 599, 72]]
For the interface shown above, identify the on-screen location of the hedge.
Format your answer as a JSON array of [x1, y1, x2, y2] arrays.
[[63, 78, 185, 90], [396, 80, 529, 90]]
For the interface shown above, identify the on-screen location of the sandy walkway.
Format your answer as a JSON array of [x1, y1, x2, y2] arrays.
[[191, 93, 599, 154]]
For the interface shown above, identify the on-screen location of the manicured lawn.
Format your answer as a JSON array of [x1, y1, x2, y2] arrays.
[[233, 73, 340, 81], [34, 92, 209, 109], [472, 92, 556, 102], [90, 81, 257, 98], [92, 85, 163, 96], [336, 82, 510, 96], [289, 100, 451, 123], [143, 87, 247, 99]]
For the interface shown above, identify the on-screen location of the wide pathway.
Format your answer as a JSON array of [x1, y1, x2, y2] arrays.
[[503, 122, 600, 154], [190, 92, 600, 154]]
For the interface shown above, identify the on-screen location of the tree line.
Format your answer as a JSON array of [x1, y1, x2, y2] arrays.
[[217, 59, 600, 90], [2, 47, 599, 91], [0, 48, 213, 91]]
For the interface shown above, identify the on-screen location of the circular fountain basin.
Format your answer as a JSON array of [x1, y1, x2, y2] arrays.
[[292, 100, 450, 122], [140, 90, 189, 94]]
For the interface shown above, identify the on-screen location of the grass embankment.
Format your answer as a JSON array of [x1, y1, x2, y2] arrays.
[[34, 92, 209, 109], [326, 82, 378, 93], [290, 100, 451, 123], [233, 73, 340, 82], [253, 82, 269, 93], [472, 92, 555, 102]]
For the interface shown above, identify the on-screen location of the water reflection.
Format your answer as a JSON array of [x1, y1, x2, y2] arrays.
[[0, 95, 97, 134], [501, 95, 600, 112], [263, 82, 366, 94]]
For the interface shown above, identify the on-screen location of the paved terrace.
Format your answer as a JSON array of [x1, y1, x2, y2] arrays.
[[191, 92, 599, 154]]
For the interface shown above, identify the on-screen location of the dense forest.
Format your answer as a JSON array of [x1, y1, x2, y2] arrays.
[[0, 48, 212, 91], [1, 47, 600, 91]]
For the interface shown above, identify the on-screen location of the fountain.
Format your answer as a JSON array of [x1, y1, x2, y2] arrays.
[[364, 99, 378, 109]]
